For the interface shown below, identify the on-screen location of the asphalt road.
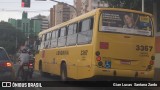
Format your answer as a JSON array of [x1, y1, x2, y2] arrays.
[[10, 63, 159, 90]]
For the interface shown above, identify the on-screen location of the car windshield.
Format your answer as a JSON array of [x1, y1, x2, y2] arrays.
[[100, 11, 153, 36], [0, 48, 9, 61]]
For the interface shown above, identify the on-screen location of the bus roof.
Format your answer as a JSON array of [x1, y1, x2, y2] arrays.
[[39, 8, 153, 36], [39, 9, 97, 36]]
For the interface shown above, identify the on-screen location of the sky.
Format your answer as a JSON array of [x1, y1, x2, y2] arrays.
[[0, 0, 74, 21]]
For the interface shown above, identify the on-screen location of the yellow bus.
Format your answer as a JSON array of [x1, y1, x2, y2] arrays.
[[34, 8, 155, 81]]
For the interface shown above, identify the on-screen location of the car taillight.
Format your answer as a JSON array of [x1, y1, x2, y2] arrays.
[[2, 62, 12, 67], [100, 42, 109, 49], [29, 63, 33, 66], [7, 62, 12, 67]]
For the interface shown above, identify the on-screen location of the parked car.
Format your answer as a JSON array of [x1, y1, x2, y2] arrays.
[[0, 47, 15, 81]]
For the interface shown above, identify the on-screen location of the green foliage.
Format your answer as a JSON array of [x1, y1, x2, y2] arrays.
[[0, 21, 26, 54], [102, 0, 153, 13], [103, 0, 140, 9]]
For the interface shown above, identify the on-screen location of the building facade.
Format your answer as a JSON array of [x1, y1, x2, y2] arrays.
[[50, 3, 73, 27], [153, 1, 160, 78], [32, 15, 49, 31], [73, 0, 82, 16], [73, 0, 108, 16], [8, 12, 41, 37]]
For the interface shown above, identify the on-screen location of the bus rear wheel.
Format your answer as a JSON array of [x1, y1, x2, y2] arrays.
[[61, 63, 67, 81]]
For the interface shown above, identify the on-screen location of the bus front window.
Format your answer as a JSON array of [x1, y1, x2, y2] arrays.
[[99, 11, 153, 36]]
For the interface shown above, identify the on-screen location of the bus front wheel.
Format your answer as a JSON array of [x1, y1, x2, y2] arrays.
[[60, 63, 67, 81]]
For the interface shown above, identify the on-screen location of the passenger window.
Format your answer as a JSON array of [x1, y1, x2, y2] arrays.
[[68, 24, 74, 35], [67, 23, 77, 46], [52, 31, 56, 39], [60, 27, 67, 37], [40, 34, 46, 49], [81, 19, 90, 31], [58, 26, 67, 47], [42, 34, 45, 42], [46, 32, 51, 40], [44, 34, 47, 41], [78, 17, 94, 44], [44, 32, 51, 49], [51, 30, 58, 48]]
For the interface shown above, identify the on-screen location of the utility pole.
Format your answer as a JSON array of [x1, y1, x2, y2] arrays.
[[142, 0, 144, 12], [16, 30, 18, 49]]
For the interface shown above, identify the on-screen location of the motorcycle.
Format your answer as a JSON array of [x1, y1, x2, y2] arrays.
[[28, 59, 34, 78], [17, 60, 34, 81]]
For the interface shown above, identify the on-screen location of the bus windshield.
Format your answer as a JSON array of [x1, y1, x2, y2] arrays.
[[99, 11, 153, 36]]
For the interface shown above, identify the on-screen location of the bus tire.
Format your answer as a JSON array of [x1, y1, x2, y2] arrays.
[[61, 62, 67, 81]]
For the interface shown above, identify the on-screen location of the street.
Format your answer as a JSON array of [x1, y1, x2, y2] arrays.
[[13, 64, 160, 90]]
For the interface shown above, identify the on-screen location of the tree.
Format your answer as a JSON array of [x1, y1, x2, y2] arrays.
[[103, 0, 153, 13], [0, 21, 26, 54]]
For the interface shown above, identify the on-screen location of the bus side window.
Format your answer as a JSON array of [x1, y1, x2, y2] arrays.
[[44, 32, 50, 49], [37, 37, 42, 50], [41, 34, 46, 49], [67, 23, 77, 46], [51, 30, 58, 48], [58, 26, 67, 47], [78, 17, 94, 45]]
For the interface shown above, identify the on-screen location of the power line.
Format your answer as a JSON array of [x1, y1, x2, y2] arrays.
[[0, 9, 50, 12], [0, 2, 53, 3]]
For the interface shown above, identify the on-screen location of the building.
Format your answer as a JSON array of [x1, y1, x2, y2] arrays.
[[50, 3, 73, 27], [8, 12, 41, 37], [30, 19, 41, 35], [32, 15, 49, 31], [73, 0, 108, 16], [8, 12, 31, 37], [73, 0, 82, 16], [8, 19, 17, 28], [153, 0, 160, 80]]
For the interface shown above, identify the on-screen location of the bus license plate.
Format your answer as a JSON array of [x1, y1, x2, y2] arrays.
[[120, 61, 131, 65], [105, 61, 111, 68], [23, 66, 28, 70]]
